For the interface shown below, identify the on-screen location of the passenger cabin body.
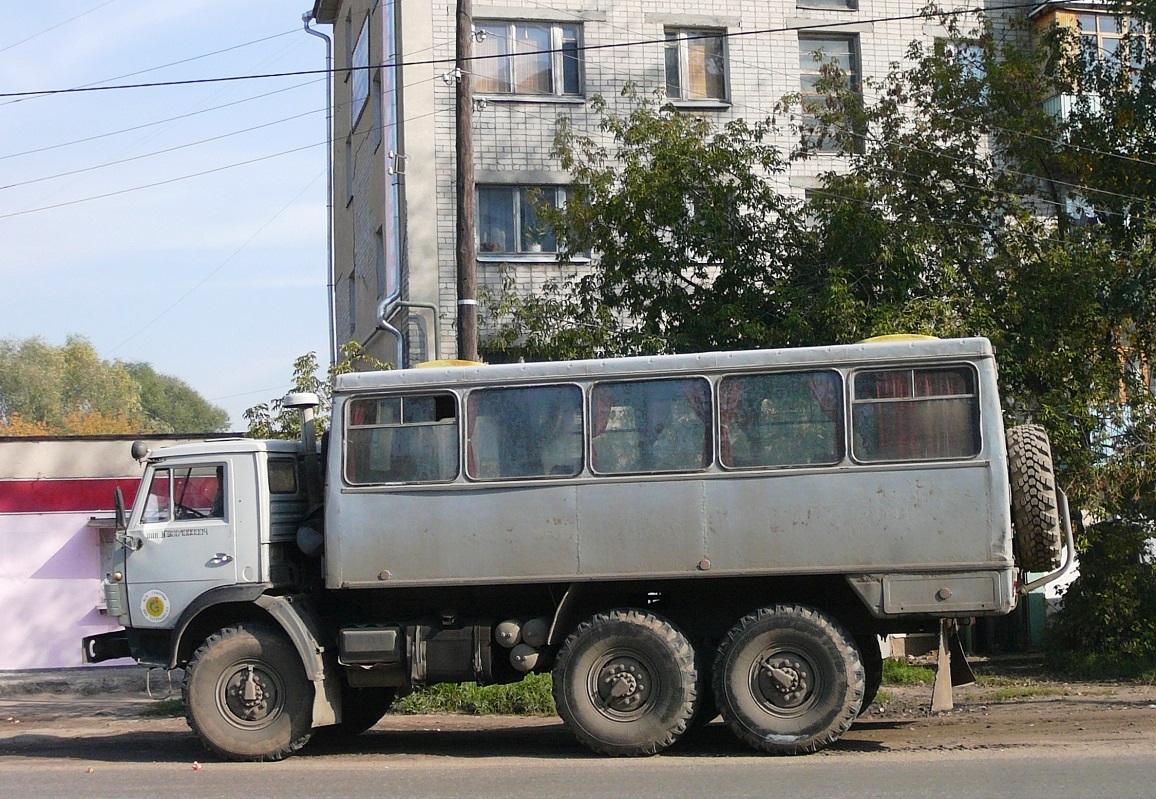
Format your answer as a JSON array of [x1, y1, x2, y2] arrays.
[[327, 336, 1015, 620]]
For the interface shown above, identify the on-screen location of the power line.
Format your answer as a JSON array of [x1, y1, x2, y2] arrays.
[[0, 0, 119, 56], [0, 81, 323, 163], [0, 3, 1043, 100], [0, 142, 323, 221], [0, 107, 324, 191]]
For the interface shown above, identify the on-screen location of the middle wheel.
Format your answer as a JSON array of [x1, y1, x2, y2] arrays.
[[552, 608, 698, 756]]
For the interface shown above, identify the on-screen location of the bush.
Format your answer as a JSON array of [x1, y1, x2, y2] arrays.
[[1045, 517, 1156, 675]]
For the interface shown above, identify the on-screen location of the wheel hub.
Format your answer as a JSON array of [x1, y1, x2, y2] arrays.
[[596, 657, 652, 713], [757, 655, 811, 709], [222, 664, 280, 725]]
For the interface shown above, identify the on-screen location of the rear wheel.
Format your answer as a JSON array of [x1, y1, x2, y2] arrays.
[[552, 609, 698, 756], [714, 604, 863, 755], [316, 684, 396, 739], [183, 623, 313, 761]]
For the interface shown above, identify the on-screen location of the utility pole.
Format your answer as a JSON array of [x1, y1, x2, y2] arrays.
[[455, 0, 479, 361]]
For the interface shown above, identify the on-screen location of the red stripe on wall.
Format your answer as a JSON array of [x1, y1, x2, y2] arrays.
[[0, 478, 141, 514]]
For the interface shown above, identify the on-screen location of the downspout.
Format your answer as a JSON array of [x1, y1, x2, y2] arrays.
[[302, 12, 337, 367], [375, 298, 442, 368]]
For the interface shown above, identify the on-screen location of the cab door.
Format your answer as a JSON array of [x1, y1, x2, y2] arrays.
[[123, 458, 246, 629]]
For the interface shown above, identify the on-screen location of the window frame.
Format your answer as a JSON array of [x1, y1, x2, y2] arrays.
[[344, 392, 461, 486], [716, 369, 846, 471], [476, 184, 570, 257], [797, 33, 862, 154], [465, 382, 586, 482], [350, 13, 371, 129], [474, 20, 584, 99], [664, 27, 730, 104], [589, 376, 713, 476], [849, 364, 982, 464]]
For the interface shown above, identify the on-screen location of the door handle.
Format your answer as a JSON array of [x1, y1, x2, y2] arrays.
[[209, 553, 234, 567]]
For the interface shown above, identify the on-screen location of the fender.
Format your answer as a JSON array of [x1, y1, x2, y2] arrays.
[[167, 584, 339, 727]]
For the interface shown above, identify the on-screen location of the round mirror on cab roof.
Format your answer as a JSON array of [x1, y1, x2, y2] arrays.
[[130, 440, 150, 461]]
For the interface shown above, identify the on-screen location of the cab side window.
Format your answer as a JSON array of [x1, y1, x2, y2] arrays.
[[142, 465, 226, 522]]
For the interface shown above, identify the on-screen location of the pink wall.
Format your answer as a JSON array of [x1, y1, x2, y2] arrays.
[[0, 436, 218, 670]]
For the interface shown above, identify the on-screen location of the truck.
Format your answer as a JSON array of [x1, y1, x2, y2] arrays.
[[83, 336, 1073, 760]]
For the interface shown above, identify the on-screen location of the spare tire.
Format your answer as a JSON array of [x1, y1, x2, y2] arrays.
[[1005, 423, 1063, 572]]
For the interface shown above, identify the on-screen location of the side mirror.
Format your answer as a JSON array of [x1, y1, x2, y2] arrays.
[[114, 487, 127, 531]]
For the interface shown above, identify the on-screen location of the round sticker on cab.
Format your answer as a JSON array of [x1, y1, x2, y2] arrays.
[[140, 590, 171, 624]]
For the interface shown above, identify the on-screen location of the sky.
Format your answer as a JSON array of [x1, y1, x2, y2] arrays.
[[0, 1, 333, 430]]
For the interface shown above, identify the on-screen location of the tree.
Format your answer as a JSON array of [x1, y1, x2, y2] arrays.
[[0, 335, 228, 436], [121, 362, 230, 434], [244, 343, 388, 440], [484, 7, 1156, 668]]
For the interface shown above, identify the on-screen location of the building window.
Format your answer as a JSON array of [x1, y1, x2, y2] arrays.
[[1078, 12, 1125, 62], [798, 34, 860, 153], [375, 227, 387, 299], [350, 14, 370, 127], [477, 185, 566, 254], [664, 28, 728, 101], [347, 270, 356, 338], [474, 21, 582, 96], [797, 0, 856, 9]]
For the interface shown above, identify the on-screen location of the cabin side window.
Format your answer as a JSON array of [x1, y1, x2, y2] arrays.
[[346, 393, 459, 484], [719, 370, 844, 468], [590, 378, 711, 474], [851, 366, 980, 462], [467, 384, 584, 480]]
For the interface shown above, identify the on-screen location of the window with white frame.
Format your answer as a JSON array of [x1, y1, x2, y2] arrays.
[[798, 34, 860, 153], [664, 28, 728, 101], [350, 14, 370, 127], [477, 185, 567, 255], [797, 0, 856, 10], [474, 21, 582, 96]]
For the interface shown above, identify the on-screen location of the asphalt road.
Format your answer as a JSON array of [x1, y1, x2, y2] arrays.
[[1, 744, 1152, 799], [2, 718, 1153, 799]]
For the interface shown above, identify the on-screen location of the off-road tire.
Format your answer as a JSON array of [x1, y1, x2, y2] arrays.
[[714, 604, 863, 755], [552, 608, 698, 757], [1006, 423, 1063, 572], [316, 685, 396, 739], [183, 623, 313, 761], [856, 633, 883, 716]]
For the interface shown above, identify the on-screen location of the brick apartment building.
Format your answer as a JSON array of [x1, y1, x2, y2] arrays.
[[305, 0, 1104, 366]]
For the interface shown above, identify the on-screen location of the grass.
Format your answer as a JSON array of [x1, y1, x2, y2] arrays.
[[392, 673, 556, 716], [986, 685, 1064, 701], [881, 658, 936, 685]]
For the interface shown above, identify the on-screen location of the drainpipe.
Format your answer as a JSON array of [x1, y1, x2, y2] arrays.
[[375, 298, 442, 368], [302, 11, 337, 367]]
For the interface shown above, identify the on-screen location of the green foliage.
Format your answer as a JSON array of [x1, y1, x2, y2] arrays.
[[881, 658, 936, 686], [392, 673, 556, 716], [244, 342, 389, 440], [0, 335, 226, 435], [121, 362, 229, 433]]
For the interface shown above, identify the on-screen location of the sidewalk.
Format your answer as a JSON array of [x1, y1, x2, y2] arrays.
[[0, 666, 183, 699]]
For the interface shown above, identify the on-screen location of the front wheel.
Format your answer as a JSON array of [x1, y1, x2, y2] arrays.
[[714, 604, 863, 755], [552, 608, 698, 756], [183, 623, 313, 761]]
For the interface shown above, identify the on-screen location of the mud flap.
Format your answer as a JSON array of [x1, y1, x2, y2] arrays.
[[931, 619, 976, 713]]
